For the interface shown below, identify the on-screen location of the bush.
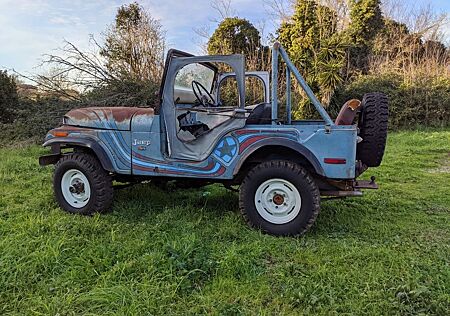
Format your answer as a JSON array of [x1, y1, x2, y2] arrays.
[[85, 79, 160, 108], [0, 79, 160, 146], [0, 70, 19, 124], [0, 98, 79, 145], [331, 73, 450, 128]]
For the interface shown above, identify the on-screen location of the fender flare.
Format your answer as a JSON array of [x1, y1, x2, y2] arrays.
[[233, 138, 325, 176], [42, 137, 115, 172]]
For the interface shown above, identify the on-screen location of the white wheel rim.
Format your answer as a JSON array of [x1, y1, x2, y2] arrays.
[[61, 169, 91, 208], [254, 178, 302, 224]]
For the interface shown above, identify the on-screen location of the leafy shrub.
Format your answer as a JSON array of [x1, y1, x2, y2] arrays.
[[0, 70, 19, 124], [0, 78, 160, 145], [0, 98, 79, 145], [85, 79, 160, 108], [331, 73, 450, 128]]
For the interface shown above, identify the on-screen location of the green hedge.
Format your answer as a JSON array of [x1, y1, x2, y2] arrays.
[[0, 80, 161, 146], [331, 74, 450, 129], [0, 98, 79, 145], [1, 74, 449, 146]]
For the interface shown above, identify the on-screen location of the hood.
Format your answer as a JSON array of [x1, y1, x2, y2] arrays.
[[64, 107, 154, 131]]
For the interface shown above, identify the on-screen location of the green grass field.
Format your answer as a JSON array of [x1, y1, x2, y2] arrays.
[[1, 130, 449, 315]]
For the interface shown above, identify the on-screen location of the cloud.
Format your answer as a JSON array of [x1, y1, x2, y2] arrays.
[[0, 0, 121, 73], [4, 0, 445, 75], [0, 0, 275, 73]]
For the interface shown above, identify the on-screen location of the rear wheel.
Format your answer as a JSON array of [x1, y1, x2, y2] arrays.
[[239, 160, 320, 236], [54, 153, 113, 215]]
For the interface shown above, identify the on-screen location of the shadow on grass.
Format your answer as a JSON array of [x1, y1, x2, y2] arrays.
[[109, 183, 238, 223], [108, 182, 371, 239]]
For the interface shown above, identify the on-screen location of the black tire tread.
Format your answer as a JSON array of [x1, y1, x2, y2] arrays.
[[239, 160, 320, 236], [357, 92, 389, 167]]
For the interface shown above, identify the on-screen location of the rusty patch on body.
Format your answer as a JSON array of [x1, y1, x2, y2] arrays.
[[64, 107, 155, 131], [66, 107, 154, 122]]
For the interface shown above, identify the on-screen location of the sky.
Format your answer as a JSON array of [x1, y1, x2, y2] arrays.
[[0, 0, 449, 76]]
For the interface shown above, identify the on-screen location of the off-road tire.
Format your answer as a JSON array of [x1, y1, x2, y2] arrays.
[[54, 152, 113, 215], [357, 92, 389, 167], [239, 160, 320, 236]]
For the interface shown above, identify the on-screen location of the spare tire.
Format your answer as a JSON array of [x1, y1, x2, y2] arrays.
[[357, 92, 389, 167]]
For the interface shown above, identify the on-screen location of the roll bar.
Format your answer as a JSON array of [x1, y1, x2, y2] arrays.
[[271, 42, 334, 126]]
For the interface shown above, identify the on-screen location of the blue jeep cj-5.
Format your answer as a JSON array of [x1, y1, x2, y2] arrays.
[[40, 43, 389, 236]]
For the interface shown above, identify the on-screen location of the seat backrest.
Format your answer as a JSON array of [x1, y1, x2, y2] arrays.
[[335, 99, 361, 125], [246, 103, 272, 124]]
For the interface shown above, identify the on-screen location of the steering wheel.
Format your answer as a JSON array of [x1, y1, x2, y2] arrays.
[[192, 80, 216, 107]]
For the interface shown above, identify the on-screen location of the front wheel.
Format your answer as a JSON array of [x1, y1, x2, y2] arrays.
[[239, 161, 320, 236], [53, 153, 113, 215]]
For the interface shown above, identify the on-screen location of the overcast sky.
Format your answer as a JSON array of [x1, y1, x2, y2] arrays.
[[0, 0, 449, 75]]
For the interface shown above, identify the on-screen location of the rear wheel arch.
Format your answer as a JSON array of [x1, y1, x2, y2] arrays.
[[233, 142, 324, 183]]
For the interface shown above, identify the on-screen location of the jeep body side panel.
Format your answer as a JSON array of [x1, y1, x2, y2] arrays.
[[128, 123, 357, 180], [44, 119, 356, 180], [229, 125, 356, 179]]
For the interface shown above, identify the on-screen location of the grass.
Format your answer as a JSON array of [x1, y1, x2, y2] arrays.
[[0, 130, 449, 315]]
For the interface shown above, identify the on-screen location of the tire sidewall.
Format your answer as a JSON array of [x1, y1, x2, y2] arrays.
[[241, 163, 318, 235]]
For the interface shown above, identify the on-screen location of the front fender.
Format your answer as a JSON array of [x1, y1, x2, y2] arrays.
[[41, 137, 115, 172]]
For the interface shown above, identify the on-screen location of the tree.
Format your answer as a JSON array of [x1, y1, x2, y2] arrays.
[[277, 1, 346, 108], [277, 0, 319, 76], [347, 0, 384, 74], [208, 17, 268, 105], [19, 2, 166, 107], [101, 2, 166, 82], [0, 70, 19, 123], [208, 17, 262, 57]]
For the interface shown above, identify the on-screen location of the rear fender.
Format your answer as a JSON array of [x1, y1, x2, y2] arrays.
[[233, 139, 325, 176]]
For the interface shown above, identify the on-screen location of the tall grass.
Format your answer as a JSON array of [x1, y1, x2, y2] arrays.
[[0, 130, 449, 314]]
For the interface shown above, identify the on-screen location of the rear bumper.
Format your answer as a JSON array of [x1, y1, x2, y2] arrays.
[[320, 177, 378, 197]]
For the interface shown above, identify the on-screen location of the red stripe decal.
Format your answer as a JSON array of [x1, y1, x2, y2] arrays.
[[239, 136, 266, 154]]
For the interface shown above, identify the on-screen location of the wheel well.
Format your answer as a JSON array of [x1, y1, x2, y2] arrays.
[[234, 145, 318, 184], [44, 140, 115, 173], [71, 145, 114, 172]]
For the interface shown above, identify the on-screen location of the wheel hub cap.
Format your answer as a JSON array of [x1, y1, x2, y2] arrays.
[[272, 194, 284, 205], [254, 178, 302, 224], [61, 169, 91, 208]]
